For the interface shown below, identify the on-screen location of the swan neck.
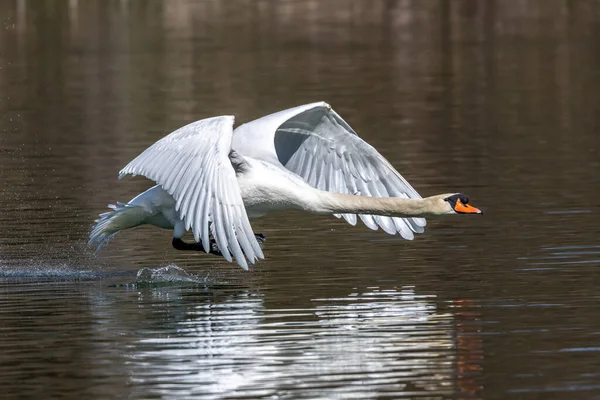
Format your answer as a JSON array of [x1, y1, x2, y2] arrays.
[[317, 193, 442, 217]]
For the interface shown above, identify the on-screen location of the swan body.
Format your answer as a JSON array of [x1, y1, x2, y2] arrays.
[[89, 102, 481, 269]]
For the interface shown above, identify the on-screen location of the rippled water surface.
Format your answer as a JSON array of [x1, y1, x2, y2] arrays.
[[2, 1, 600, 399]]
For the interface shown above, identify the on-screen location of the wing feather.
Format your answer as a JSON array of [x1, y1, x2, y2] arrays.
[[119, 116, 263, 269], [271, 104, 426, 239]]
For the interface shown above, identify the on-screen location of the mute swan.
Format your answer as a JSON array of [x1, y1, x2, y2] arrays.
[[89, 102, 482, 269]]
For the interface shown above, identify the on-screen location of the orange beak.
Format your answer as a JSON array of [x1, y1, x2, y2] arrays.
[[455, 199, 483, 214]]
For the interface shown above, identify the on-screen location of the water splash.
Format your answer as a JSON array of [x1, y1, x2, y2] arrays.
[[0, 263, 130, 281], [134, 264, 211, 287]]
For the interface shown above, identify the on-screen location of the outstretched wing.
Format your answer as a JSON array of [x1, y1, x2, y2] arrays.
[[233, 102, 425, 239], [119, 116, 263, 270]]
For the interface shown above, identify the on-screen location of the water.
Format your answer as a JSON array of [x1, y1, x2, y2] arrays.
[[1, 0, 600, 398]]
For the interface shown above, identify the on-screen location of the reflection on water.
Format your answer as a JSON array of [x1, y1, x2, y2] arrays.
[[1, 0, 600, 399], [0, 279, 480, 399], [128, 287, 459, 399]]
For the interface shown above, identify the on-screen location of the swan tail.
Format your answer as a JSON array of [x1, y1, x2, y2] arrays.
[[88, 202, 147, 251]]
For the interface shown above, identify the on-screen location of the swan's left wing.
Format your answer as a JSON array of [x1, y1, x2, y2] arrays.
[[233, 102, 425, 239], [119, 116, 263, 270]]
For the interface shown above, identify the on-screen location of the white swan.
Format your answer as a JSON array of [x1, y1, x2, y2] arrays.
[[89, 102, 482, 269]]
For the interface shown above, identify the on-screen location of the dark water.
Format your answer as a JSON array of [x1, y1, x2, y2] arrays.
[[1, 1, 600, 398]]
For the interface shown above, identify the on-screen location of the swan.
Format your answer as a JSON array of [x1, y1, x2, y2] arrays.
[[89, 102, 482, 269]]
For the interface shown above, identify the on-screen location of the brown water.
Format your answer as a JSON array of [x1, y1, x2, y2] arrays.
[[1, 1, 600, 399]]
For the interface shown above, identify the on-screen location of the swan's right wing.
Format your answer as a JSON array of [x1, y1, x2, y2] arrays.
[[119, 116, 263, 270], [276, 106, 426, 239], [233, 102, 425, 239]]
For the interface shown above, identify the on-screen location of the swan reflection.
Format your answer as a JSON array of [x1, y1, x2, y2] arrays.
[[128, 286, 463, 399]]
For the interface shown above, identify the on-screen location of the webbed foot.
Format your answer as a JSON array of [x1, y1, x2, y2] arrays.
[[172, 234, 265, 256], [172, 238, 222, 256], [255, 233, 266, 249]]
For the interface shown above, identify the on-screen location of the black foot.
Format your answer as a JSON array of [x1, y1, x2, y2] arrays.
[[172, 234, 266, 256], [172, 238, 222, 256], [209, 239, 222, 256], [255, 233, 266, 249]]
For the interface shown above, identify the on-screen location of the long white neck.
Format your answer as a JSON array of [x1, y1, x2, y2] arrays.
[[309, 192, 451, 218]]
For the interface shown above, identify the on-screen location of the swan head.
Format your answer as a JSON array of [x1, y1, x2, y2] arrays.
[[439, 193, 483, 215]]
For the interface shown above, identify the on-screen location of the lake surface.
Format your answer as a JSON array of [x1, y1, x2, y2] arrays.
[[1, 1, 600, 399]]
